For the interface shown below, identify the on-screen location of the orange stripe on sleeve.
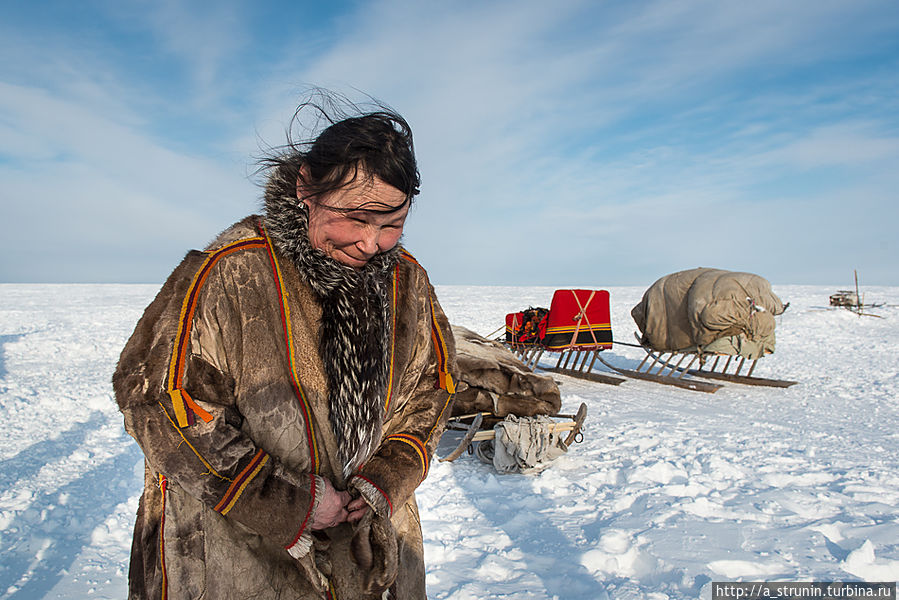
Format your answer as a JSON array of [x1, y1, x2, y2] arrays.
[[166, 237, 267, 427], [214, 449, 269, 515], [386, 434, 429, 480]]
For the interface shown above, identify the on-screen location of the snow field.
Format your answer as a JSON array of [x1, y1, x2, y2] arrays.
[[1, 283, 898, 599], [0, 285, 152, 600], [430, 284, 899, 598]]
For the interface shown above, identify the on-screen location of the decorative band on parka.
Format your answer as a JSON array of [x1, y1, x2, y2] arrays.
[[165, 236, 269, 428], [383, 263, 399, 413], [384, 433, 431, 481], [158, 474, 168, 600], [395, 249, 456, 482], [399, 250, 456, 394], [213, 448, 270, 515], [260, 225, 322, 474]]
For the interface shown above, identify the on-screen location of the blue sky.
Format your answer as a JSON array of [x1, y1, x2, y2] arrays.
[[1, 0, 897, 286]]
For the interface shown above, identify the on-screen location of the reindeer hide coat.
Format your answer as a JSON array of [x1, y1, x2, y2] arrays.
[[114, 190, 456, 599]]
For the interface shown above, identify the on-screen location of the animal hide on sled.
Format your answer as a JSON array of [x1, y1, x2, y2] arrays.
[[450, 325, 561, 418]]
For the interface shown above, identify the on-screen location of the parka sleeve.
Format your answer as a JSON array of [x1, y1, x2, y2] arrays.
[[113, 248, 319, 554], [349, 273, 457, 517]]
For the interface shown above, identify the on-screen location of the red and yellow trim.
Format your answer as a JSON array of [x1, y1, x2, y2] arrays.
[[259, 225, 321, 474], [396, 248, 455, 476], [398, 248, 419, 266], [166, 236, 268, 428], [385, 433, 430, 481], [396, 249, 456, 393], [383, 264, 399, 413], [286, 473, 318, 550], [400, 250, 455, 393], [427, 292, 455, 394], [544, 324, 612, 336], [213, 449, 269, 515]]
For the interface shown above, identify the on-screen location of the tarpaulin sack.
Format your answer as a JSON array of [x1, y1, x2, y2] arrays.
[[475, 414, 568, 474], [631, 267, 785, 357]]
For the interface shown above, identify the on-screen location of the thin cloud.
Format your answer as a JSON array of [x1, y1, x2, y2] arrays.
[[0, 79, 254, 282], [98, 0, 249, 104]]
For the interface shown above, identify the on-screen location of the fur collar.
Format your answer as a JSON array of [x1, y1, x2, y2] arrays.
[[263, 172, 399, 477]]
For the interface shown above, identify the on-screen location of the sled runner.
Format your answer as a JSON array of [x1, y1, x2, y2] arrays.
[[505, 289, 625, 386], [595, 346, 724, 393], [440, 325, 588, 463], [634, 333, 798, 387]]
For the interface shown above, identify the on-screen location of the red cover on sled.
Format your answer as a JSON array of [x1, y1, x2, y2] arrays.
[[541, 289, 613, 351], [505, 309, 548, 345], [505, 312, 524, 344]]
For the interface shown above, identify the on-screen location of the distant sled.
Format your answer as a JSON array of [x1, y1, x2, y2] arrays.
[[498, 275, 797, 393], [622, 268, 797, 391], [504, 289, 626, 387], [827, 270, 886, 318]]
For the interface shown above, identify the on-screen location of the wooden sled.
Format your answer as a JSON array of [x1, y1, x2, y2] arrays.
[[635, 334, 798, 388], [595, 347, 723, 393], [505, 289, 626, 386], [595, 333, 796, 393], [439, 402, 588, 462]]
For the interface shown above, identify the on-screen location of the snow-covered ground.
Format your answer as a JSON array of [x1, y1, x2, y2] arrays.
[[1, 283, 897, 599]]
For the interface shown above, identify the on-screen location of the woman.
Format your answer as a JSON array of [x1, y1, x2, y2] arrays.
[[114, 98, 457, 599]]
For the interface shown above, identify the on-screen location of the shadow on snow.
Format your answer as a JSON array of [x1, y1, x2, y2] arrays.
[[0, 412, 107, 483], [0, 443, 143, 599]]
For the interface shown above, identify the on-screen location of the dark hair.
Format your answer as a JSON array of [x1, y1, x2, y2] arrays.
[[259, 90, 420, 213]]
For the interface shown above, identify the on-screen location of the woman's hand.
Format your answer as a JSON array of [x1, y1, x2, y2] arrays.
[[310, 478, 352, 530], [346, 496, 370, 523]]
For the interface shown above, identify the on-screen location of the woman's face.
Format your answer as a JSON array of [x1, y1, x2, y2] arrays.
[[300, 172, 410, 268]]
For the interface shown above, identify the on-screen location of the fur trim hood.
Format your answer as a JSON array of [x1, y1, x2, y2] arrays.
[[262, 170, 400, 476]]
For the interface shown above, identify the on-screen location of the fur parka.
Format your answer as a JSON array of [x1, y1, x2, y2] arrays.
[[114, 198, 457, 598]]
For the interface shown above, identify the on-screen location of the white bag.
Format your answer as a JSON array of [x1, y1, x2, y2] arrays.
[[476, 414, 569, 474]]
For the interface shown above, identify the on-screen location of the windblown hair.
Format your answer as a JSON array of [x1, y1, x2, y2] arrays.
[[258, 89, 421, 213]]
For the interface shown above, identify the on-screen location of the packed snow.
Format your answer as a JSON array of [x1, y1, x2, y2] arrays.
[[1, 283, 897, 599]]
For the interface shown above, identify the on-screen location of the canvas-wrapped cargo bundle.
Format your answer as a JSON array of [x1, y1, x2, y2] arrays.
[[451, 325, 561, 418], [631, 268, 786, 359]]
